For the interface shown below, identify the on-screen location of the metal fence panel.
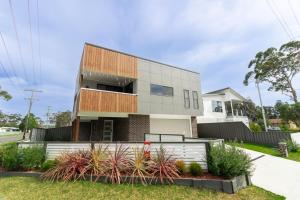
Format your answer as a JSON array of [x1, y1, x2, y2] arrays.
[[198, 122, 291, 146]]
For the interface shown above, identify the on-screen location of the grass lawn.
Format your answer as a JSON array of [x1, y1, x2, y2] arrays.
[[227, 142, 300, 162], [0, 177, 284, 200]]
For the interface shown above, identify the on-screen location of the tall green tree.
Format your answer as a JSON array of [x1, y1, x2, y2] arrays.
[[50, 110, 72, 128], [275, 102, 300, 127], [0, 86, 12, 101], [19, 113, 39, 132], [244, 41, 300, 103], [0, 111, 22, 127]]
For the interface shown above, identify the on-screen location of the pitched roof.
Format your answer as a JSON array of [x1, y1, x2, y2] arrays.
[[205, 87, 247, 101]]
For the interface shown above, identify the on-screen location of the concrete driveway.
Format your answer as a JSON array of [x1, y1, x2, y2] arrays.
[[242, 148, 300, 200]]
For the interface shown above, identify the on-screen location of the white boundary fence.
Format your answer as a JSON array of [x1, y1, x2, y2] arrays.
[[18, 142, 209, 170], [291, 132, 300, 145]]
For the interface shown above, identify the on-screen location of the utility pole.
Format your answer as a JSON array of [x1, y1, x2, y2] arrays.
[[46, 106, 52, 128], [255, 80, 268, 132], [23, 89, 42, 140]]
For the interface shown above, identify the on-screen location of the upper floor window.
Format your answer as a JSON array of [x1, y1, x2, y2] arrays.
[[150, 84, 173, 96], [192, 91, 199, 109], [212, 100, 223, 112], [184, 90, 190, 108]]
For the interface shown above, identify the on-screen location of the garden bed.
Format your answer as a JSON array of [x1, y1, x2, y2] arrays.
[[0, 171, 251, 194]]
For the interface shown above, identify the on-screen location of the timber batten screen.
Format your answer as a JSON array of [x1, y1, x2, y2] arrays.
[[81, 44, 137, 78], [78, 89, 137, 113]]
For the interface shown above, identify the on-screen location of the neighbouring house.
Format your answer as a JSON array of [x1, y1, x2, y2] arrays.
[[197, 87, 249, 126], [71, 43, 203, 141], [269, 118, 299, 129]]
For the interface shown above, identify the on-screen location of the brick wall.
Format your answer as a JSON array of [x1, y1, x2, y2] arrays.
[[191, 116, 198, 138], [128, 114, 150, 141]]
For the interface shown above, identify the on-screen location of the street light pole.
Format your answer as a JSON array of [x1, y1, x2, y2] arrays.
[[255, 80, 268, 132]]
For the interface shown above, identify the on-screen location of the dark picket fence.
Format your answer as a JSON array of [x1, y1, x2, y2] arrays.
[[30, 126, 72, 141], [197, 122, 291, 146]]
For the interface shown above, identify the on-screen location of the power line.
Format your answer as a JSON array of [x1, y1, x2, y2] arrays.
[[36, 0, 42, 85], [0, 59, 21, 92], [27, 0, 37, 85], [8, 0, 29, 82], [265, 0, 294, 40], [0, 32, 19, 80], [288, 0, 300, 31]]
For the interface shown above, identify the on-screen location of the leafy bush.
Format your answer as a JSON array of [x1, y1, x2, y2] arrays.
[[19, 146, 46, 170], [284, 139, 299, 152], [189, 162, 203, 176], [150, 146, 180, 183], [175, 160, 186, 175], [42, 150, 90, 182], [250, 122, 262, 133], [208, 145, 252, 178], [41, 160, 57, 171], [279, 124, 289, 132], [1, 142, 19, 170]]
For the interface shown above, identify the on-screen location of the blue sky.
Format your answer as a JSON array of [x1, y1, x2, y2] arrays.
[[0, 0, 300, 121]]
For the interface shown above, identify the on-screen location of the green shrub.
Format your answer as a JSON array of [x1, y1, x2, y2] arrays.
[[41, 160, 57, 171], [279, 124, 289, 132], [1, 142, 19, 170], [208, 145, 252, 178], [175, 160, 186, 175], [284, 139, 299, 152], [19, 146, 46, 170], [250, 122, 262, 133], [189, 162, 203, 176]]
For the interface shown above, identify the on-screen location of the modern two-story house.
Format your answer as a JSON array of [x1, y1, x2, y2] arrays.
[[71, 43, 203, 141], [197, 87, 249, 126]]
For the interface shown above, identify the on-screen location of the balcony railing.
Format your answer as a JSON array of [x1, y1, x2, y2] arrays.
[[78, 88, 137, 113]]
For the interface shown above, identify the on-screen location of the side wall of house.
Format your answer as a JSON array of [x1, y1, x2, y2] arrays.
[[136, 59, 203, 116]]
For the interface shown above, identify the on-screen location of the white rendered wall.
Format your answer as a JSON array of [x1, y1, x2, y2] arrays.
[[150, 118, 192, 137]]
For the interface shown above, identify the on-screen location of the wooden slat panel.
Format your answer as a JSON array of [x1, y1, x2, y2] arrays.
[[79, 89, 137, 113], [82, 44, 137, 78]]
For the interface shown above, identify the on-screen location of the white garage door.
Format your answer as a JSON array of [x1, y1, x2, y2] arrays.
[[150, 118, 191, 137]]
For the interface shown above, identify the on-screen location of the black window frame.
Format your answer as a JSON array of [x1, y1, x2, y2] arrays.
[[192, 91, 199, 109], [184, 89, 190, 109], [212, 100, 223, 112], [150, 84, 173, 97]]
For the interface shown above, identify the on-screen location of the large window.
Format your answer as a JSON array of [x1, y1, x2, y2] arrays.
[[184, 89, 190, 108], [150, 84, 173, 96], [212, 101, 223, 112], [192, 91, 199, 109]]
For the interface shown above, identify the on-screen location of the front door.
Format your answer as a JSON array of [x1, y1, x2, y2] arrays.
[[103, 120, 113, 141]]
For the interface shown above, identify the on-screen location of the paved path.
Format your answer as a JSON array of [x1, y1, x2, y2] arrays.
[[241, 148, 300, 200]]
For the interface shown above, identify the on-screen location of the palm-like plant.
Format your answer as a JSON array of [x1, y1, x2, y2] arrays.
[[41, 150, 90, 182], [105, 145, 132, 184], [150, 146, 180, 184], [86, 145, 108, 182], [129, 146, 152, 185]]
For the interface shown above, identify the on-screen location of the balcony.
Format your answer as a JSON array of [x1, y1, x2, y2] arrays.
[[81, 44, 137, 79], [78, 88, 137, 114]]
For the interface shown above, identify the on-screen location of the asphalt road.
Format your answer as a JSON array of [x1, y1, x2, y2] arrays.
[[0, 133, 25, 144]]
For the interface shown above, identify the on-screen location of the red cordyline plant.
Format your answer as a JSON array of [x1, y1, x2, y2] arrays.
[[129, 146, 152, 185], [105, 145, 132, 184], [149, 146, 180, 184], [86, 145, 109, 182], [41, 150, 90, 182]]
